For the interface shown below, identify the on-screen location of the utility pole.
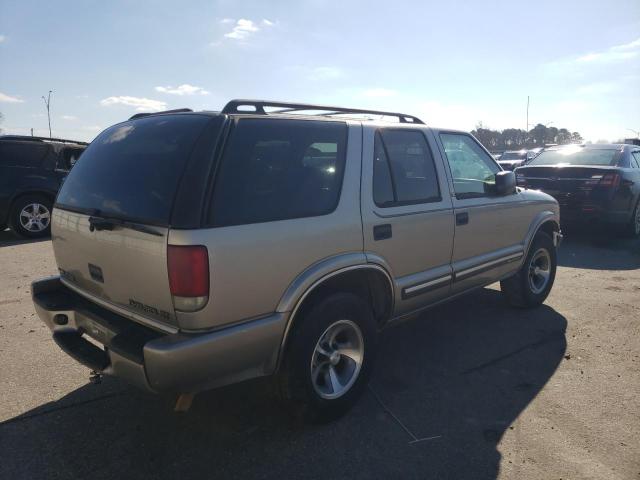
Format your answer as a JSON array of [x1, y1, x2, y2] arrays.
[[31, 128, 34, 136], [42, 90, 53, 138], [526, 95, 529, 132]]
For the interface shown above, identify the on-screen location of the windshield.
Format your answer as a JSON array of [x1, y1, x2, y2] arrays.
[[529, 148, 619, 166], [56, 114, 210, 225], [500, 151, 527, 160]]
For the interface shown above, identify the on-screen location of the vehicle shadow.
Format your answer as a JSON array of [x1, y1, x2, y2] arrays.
[[558, 228, 640, 270], [0, 228, 50, 247], [0, 288, 566, 480]]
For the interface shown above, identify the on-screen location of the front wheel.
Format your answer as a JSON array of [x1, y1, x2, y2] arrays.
[[278, 293, 377, 422], [501, 231, 557, 308]]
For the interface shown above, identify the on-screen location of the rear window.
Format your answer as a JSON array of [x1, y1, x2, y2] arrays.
[[0, 142, 49, 167], [529, 148, 618, 166], [56, 114, 210, 225], [209, 118, 347, 227], [500, 151, 527, 160]]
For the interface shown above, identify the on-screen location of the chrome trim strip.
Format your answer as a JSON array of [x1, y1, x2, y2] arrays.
[[404, 275, 451, 294], [60, 278, 178, 334], [455, 252, 523, 279], [373, 206, 452, 219]]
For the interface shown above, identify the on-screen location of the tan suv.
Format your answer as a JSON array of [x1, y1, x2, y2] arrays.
[[32, 100, 562, 420]]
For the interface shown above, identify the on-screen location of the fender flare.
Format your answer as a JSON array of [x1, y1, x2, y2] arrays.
[[521, 210, 560, 266], [275, 254, 394, 367]]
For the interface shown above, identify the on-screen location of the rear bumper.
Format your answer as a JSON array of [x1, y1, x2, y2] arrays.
[[32, 276, 287, 393], [559, 205, 629, 226]]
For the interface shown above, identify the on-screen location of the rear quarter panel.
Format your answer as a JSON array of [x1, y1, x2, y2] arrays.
[[169, 123, 365, 331]]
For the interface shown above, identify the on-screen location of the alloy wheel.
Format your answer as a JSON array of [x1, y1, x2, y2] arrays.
[[310, 319, 364, 400], [19, 203, 51, 232]]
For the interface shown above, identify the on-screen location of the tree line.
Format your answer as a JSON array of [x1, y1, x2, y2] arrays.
[[471, 122, 583, 152]]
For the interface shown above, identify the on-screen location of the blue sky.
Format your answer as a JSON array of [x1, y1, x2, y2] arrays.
[[1, 0, 639, 142]]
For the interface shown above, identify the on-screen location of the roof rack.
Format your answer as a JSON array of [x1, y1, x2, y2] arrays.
[[129, 108, 194, 120], [221, 99, 424, 124], [0, 134, 89, 145]]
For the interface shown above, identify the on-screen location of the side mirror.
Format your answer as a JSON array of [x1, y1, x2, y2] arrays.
[[495, 170, 516, 195]]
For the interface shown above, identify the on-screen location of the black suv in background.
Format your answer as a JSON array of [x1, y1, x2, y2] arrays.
[[0, 135, 87, 238]]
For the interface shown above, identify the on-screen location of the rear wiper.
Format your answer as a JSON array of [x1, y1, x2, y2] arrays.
[[88, 216, 163, 236]]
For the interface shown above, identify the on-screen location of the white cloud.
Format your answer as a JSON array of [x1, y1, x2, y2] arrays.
[[220, 18, 234, 24], [575, 82, 616, 95], [224, 19, 259, 40], [0, 92, 24, 103], [155, 84, 210, 96], [572, 37, 640, 64], [100, 96, 167, 111], [361, 88, 397, 98], [309, 66, 343, 80], [61, 115, 77, 121], [0, 35, 5, 43], [82, 125, 103, 132], [262, 19, 274, 26]]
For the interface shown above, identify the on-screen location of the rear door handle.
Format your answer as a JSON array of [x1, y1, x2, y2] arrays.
[[373, 224, 392, 241], [456, 212, 469, 226]]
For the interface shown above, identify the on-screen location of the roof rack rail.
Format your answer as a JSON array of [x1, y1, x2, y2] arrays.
[[0, 134, 89, 145], [129, 108, 194, 120], [221, 99, 424, 124]]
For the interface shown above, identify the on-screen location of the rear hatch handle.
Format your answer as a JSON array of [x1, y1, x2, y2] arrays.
[[88, 216, 163, 236]]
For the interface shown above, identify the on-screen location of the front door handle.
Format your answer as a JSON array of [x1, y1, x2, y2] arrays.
[[456, 212, 469, 226], [373, 224, 392, 241]]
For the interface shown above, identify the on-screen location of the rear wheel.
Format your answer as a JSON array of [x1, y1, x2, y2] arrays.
[[626, 200, 640, 238], [278, 293, 377, 422], [9, 195, 53, 239], [501, 231, 557, 308]]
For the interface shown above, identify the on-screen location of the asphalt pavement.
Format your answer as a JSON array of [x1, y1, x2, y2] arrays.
[[0, 228, 638, 479]]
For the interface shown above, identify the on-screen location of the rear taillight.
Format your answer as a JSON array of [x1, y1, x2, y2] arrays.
[[168, 245, 209, 311], [598, 173, 621, 188]]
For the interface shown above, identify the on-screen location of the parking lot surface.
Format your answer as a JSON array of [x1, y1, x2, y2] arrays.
[[0, 229, 638, 480]]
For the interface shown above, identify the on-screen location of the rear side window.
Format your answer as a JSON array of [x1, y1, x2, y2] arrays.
[[0, 142, 48, 167], [56, 114, 211, 225], [631, 152, 640, 168], [57, 147, 85, 171], [208, 119, 347, 227], [373, 129, 441, 207]]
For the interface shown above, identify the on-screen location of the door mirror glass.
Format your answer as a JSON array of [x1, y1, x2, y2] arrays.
[[494, 171, 516, 195]]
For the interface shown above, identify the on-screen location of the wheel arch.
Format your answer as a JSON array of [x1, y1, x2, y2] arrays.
[[276, 259, 394, 369], [522, 211, 560, 263]]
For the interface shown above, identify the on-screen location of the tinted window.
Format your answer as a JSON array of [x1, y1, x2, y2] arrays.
[[56, 114, 211, 225], [440, 133, 499, 198], [57, 147, 85, 171], [631, 152, 640, 168], [209, 119, 347, 227], [0, 142, 48, 167], [500, 151, 527, 160], [373, 129, 440, 207], [529, 148, 618, 166]]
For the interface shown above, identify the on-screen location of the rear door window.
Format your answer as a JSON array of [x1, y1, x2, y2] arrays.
[[208, 118, 347, 227], [0, 142, 49, 167], [373, 129, 441, 207], [56, 114, 211, 225]]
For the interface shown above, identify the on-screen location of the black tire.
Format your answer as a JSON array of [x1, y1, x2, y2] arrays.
[[501, 231, 557, 308], [624, 199, 640, 238], [9, 194, 53, 239], [278, 293, 378, 423]]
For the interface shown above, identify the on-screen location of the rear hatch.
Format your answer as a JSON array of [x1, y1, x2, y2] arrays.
[[52, 113, 216, 330], [516, 165, 620, 210]]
